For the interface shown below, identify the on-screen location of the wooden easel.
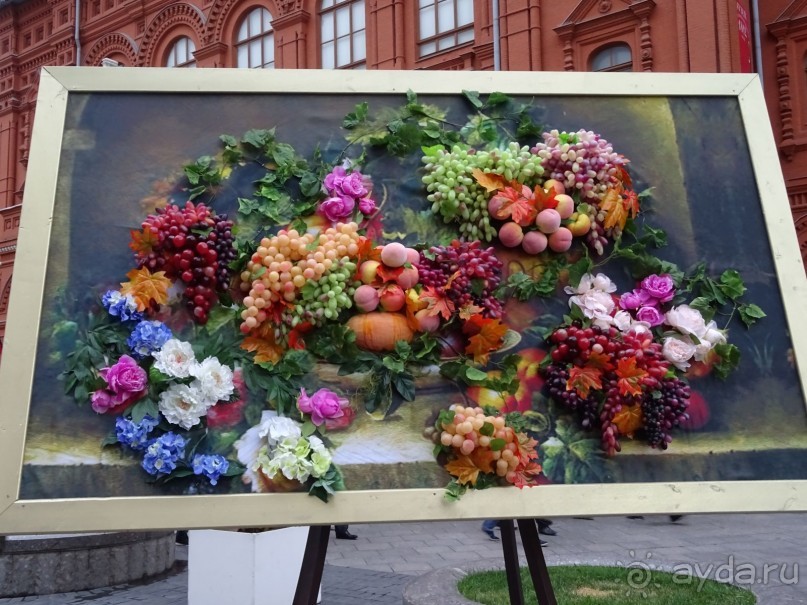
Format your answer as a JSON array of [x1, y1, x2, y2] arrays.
[[292, 519, 557, 605]]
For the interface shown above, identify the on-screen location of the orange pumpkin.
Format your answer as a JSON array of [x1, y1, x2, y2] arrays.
[[346, 312, 414, 351]]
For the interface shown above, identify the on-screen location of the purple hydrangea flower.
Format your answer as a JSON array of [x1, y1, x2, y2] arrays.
[[192, 454, 229, 486], [127, 320, 172, 359], [115, 415, 159, 451]]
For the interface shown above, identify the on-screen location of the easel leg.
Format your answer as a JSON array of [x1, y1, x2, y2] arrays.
[[292, 525, 330, 605], [517, 519, 558, 605], [499, 520, 525, 605]]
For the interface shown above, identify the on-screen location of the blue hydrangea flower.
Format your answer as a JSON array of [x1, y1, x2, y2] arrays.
[[192, 454, 229, 486], [102, 290, 144, 323], [141, 432, 186, 477], [127, 320, 172, 359], [115, 415, 158, 451]]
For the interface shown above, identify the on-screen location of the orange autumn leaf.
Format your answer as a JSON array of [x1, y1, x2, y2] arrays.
[[512, 460, 543, 489], [471, 168, 507, 193], [458, 303, 484, 320], [601, 188, 628, 231], [516, 432, 539, 462], [567, 365, 603, 398], [120, 267, 171, 311], [241, 335, 283, 365], [421, 286, 455, 320], [464, 318, 508, 365], [355, 237, 379, 265], [616, 165, 633, 188], [470, 448, 496, 474], [586, 350, 615, 372], [615, 357, 648, 398], [612, 404, 644, 438], [533, 186, 558, 210], [129, 228, 159, 257], [624, 189, 640, 219], [376, 264, 404, 283], [490, 186, 538, 226], [444, 455, 482, 486]]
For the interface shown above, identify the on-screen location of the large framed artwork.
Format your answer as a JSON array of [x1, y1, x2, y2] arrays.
[[0, 68, 805, 533]]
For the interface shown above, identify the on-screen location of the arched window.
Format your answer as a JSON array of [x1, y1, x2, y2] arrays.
[[418, 0, 474, 58], [320, 0, 366, 69], [236, 7, 274, 69], [590, 43, 632, 72], [165, 36, 196, 68]]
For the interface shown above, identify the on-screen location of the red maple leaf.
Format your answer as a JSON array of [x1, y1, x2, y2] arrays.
[[567, 365, 603, 398], [512, 460, 543, 489], [533, 186, 558, 211], [129, 228, 159, 258], [489, 186, 538, 226], [623, 189, 640, 219], [616, 165, 633, 188], [376, 264, 404, 283], [586, 350, 615, 372], [420, 286, 455, 320], [615, 357, 648, 398]]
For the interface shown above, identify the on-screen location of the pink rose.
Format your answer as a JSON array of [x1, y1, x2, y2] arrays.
[[340, 172, 368, 198], [91, 388, 145, 414], [358, 197, 377, 215], [636, 305, 665, 327], [317, 196, 355, 222], [99, 355, 147, 394], [641, 274, 675, 303], [323, 167, 346, 193], [619, 288, 653, 310], [297, 388, 348, 426]]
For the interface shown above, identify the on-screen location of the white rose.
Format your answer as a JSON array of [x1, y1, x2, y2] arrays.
[[569, 290, 615, 324], [158, 383, 208, 430], [235, 423, 265, 492], [665, 305, 707, 339], [152, 339, 196, 378], [564, 272, 617, 296], [591, 273, 617, 293], [613, 310, 633, 332], [190, 357, 234, 404], [662, 335, 697, 371]]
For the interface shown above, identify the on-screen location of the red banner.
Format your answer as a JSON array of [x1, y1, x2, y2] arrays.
[[737, 1, 753, 72]]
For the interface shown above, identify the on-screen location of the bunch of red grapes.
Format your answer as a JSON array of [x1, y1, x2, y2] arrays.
[[137, 201, 236, 324], [418, 240, 503, 318], [542, 323, 690, 455]]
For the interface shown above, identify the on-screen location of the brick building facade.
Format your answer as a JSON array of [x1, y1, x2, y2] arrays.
[[0, 0, 804, 342]]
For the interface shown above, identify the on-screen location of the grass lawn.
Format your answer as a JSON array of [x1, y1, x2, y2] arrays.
[[457, 565, 756, 605]]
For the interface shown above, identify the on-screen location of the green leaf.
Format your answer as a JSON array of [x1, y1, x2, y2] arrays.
[[718, 269, 746, 301], [242, 128, 274, 150], [464, 367, 489, 382], [443, 479, 467, 502], [342, 102, 369, 129], [713, 343, 741, 379], [485, 92, 510, 107], [567, 256, 593, 288], [436, 409, 456, 430], [394, 340, 412, 360], [301, 420, 317, 438], [392, 372, 416, 401], [129, 397, 159, 424], [462, 90, 484, 109], [479, 422, 494, 437], [489, 438, 506, 451], [220, 134, 238, 147], [382, 356, 406, 374], [738, 303, 766, 327], [148, 367, 171, 384]]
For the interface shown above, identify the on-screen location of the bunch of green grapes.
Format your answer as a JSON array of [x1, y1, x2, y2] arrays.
[[421, 143, 544, 241]]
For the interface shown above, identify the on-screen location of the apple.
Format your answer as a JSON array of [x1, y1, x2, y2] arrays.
[[679, 391, 710, 430], [415, 309, 440, 332], [567, 212, 592, 237], [378, 284, 405, 312], [359, 260, 381, 285]]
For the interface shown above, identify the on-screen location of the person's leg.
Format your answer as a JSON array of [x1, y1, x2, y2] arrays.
[[481, 519, 499, 540], [334, 525, 357, 539]]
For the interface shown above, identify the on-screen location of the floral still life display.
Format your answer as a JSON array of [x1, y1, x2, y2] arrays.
[[59, 90, 767, 502]]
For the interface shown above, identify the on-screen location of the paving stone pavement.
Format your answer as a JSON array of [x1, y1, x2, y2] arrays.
[[0, 512, 805, 604]]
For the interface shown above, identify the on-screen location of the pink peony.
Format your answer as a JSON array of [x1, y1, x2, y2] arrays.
[[297, 388, 348, 426], [323, 166, 346, 192], [340, 172, 368, 198], [317, 196, 355, 222], [636, 305, 665, 327], [619, 288, 653, 310], [640, 274, 675, 303], [91, 388, 145, 414], [99, 355, 147, 394], [358, 197, 377, 215]]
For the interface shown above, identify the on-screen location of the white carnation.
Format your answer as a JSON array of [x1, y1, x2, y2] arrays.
[[564, 272, 617, 296], [158, 383, 209, 430], [190, 357, 234, 404], [569, 289, 615, 325], [662, 335, 697, 371], [152, 339, 196, 378]]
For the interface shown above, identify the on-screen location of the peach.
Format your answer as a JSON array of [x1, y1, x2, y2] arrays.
[[354, 284, 379, 313], [397, 266, 419, 290], [554, 194, 575, 220], [379, 284, 406, 312], [405, 247, 420, 266], [497, 222, 524, 247], [415, 309, 441, 333], [360, 260, 381, 285], [380, 242, 408, 268], [543, 179, 565, 195], [521, 231, 548, 255], [567, 212, 591, 237], [535, 208, 562, 234], [548, 227, 573, 252]]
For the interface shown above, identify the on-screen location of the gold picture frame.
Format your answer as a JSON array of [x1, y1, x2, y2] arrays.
[[1, 67, 806, 534]]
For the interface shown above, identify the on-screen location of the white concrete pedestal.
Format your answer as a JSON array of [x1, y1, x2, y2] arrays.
[[188, 527, 321, 605]]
